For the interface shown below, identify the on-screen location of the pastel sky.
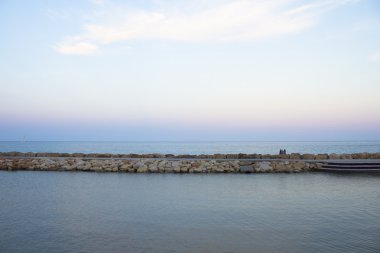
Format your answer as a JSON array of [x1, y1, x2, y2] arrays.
[[1, 0, 380, 141]]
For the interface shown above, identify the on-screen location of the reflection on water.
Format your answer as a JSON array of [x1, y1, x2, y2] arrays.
[[0, 172, 379, 253]]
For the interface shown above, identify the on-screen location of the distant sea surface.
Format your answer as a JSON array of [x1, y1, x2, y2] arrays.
[[0, 141, 379, 154]]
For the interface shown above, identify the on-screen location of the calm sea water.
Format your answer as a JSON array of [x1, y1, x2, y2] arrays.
[[0, 172, 379, 253], [1, 141, 380, 155]]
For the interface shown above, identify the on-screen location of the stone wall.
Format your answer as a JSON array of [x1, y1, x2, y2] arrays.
[[0, 158, 321, 173]]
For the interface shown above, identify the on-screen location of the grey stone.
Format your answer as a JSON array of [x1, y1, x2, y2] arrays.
[[255, 162, 273, 172], [240, 165, 254, 173]]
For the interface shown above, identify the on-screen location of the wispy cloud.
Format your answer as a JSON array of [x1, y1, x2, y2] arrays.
[[55, 0, 358, 55]]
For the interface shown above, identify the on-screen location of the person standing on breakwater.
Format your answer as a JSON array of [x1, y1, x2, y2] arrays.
[[279, 149, 287, 155]]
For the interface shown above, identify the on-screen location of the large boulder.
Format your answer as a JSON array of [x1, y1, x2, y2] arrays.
[[289, 153, 301, 160], [148, 162, 159, 173], [273, 162, 288, 172], [255, 162, 273, 172], [329, 153, 340, 159], [135, 161, 148, 173], [240, 165, 254, 173], [301, 154, 315, 160], [120, 163, 131, 172], [136, 165, 148, 173], [340, 154, 352, 159], [316, 154, 328, 160]]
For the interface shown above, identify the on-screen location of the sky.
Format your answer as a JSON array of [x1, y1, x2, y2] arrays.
[[0, 0, 380, 141]]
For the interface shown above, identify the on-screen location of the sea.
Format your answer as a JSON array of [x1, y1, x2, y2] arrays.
[[0, 140, 380, 155], [0, 172, 379, 253], [1, 141, 380, 253]]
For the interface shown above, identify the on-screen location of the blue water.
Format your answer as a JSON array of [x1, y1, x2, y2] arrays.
[[0, 172, 379, 253], [1, 141, 380, 155]]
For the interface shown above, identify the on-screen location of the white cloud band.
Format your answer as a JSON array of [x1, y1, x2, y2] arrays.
[[55, 0, 358, 55]]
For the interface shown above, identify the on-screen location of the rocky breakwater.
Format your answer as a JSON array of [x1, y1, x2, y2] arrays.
[[0, 158, 319, 173]]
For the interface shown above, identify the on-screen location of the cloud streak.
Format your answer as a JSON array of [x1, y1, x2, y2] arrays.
[[55, 0, 357, 55]]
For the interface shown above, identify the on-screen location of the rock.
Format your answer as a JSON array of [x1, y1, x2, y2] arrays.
[[136, 165, 148, 173], [273, 163, 288, 172], [237, 153, 248, 159], [248, 154, 261, 159], [120, 163, 131, 171], [369, 153, 380, 159], [316, 154, 328, 160], [329, 153, 340, 159], [92, 166, 103, 172], [94, 153, 112, 158], [164, 167, 174, 173], [148, 163, 159, 173], [230, 160, 240, 169], [239, 161, 254, 166], [255, 162, 273, 172], [225, 165, 235, 173], [240, 165, 254, 173], [110, 166, 119, 172], [192, 166, 203, 173], [225, 154, 239, 159], [307, 163, 318, 170], [289, 153, 301, 160], [180, 166, 189, 173], [292, 162, 306, 171], [212, 164, 224, 173], [171, 161, 181, 173], [213, 154, 226, 159], [301, 154, 315, 160], [191, 162, 200, 168], [340, 154, 352, 159], [152, 153, 165, 158], [157, 161, 167, 172], [315, 163, 324, 169]]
